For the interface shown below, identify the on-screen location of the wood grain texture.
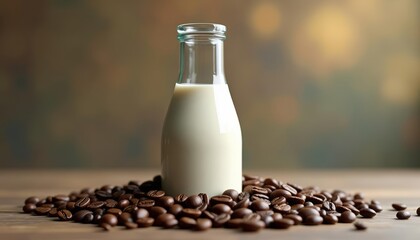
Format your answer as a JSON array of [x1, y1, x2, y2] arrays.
[[1, 169, 420, 240]]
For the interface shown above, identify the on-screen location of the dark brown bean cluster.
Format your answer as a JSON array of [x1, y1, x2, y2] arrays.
[[22, 174, 389, 232]]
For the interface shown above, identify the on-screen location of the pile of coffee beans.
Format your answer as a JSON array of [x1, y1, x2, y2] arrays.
[[20, 174, 418, 232]]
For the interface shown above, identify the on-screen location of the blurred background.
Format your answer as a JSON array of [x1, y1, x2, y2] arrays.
[[0, 0, 419, 169]]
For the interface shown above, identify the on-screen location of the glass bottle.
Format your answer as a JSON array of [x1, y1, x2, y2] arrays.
[[161, 23, 242, 197]]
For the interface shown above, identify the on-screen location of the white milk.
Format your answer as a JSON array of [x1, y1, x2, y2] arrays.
[[161, 83, 242, 197]]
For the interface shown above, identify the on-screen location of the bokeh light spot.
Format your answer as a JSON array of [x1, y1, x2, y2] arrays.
[[249, 2, 282, 39]]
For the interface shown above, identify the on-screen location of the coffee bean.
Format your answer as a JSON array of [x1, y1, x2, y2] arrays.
[[47, 208, 58, 217], [155, 213, 175, 227], [101, 213, 118, 227], [212, 203, 231, 214], [212, 213, 230, 228], [105, 199, 118, 208], [136, 217, 154, 227], [185, 195, 203, 208], [88, 201, 105, 210], [58, 209, 72, 221], [354, 221, 367, 230], [396, 211, 411, 220], [25, 197, 40, 205], [392, 203, 407, 211], [281, 184, 298, 195], [137, 199, 155, 208], [179, 217, 197, 229], [75, 197, 90, 209], [369, 203, 383, 213], [106, 208, 122, 216], [195, 218, 212, 231], [233, 198, 250, 210], [273, 204, 291, 214], [158, 196, 175, 208], [223, 189, 239, 201], [175, 194, 188, 203], [134, 208, 149, 219], [339, 211, 357, 223], [237, 192, 250, 201], [226, 218, 243, 228], [323, 214, 338, 224], [100, 223, 112, 231], [118, 199, 130, 209], [271, 218, 294, 229], [118, 212, 133, 224], [82, 212, 94, 223], [181, 208, 202, 219], [261, 215, 274, 226], [250, 186, 269, 195], [34, 206, 52, 215], [359, 208, 376, 218], [298, 207, 320, 219], [72, 210, 92, 222], [96, 190, 112, 200], [270, 189, 292, 199], [271, 196, 286, 205], [23, 204, 36, 213], [53, 195, 69, 202], [263, 178, 281, 188], [284, 214, 302, 225], [303, 215, 323, 225], [287, 196, 305, 205], [202, 210, 217, 220], [242, 220, 265, 232], [125, 221, 138, 229], [149, 206, 167, 218], [251, 200, 270, 211], [161, 218, 178, 229], [168, 204, 183, 216], [417, 207, 420, 216], [210, 195, 233, 206], [243, 213, 261, 222], [147, 190, 165, 199]]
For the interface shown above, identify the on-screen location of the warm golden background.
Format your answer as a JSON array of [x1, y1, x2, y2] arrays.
[[0, 0, 419, 168]]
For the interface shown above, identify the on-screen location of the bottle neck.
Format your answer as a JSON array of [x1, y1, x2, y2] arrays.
[[178, 38, 226, 84]]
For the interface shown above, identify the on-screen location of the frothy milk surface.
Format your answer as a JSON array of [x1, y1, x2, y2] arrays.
[[162, 83, 242, 197]]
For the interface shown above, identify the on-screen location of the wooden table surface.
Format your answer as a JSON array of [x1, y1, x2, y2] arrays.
[[1, 169, 420, 240]]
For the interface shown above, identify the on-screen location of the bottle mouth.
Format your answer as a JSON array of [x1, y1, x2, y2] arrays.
[[177, 23, 226, 41]]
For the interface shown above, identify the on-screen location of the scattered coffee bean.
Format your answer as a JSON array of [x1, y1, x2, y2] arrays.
[[392, 203, 407, 211], [396, 211, 411, 220], [57, 209, 72, 221], [22, 204, 36, 213], [354, 221, 367, 230], [323, 214, 338, 224], [339, 211, 357, 223], [359, 208, 376, 218]]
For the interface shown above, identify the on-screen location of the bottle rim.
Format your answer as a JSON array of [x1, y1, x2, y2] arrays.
[[177, 23, 226, 41]]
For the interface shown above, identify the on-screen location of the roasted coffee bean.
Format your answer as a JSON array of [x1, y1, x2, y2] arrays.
[[123, 205, 137, 213], [47, 208, 58, 217], [271, 218, 294, 229], [155, 213, 175, 226], [179, 217, 197, 229], [303, 215, 323, 225], [88, 201, 105, 210], [25, 197, 40, 205], [233, 198, 250, 210], [243, 213, 261, 222], [226, 218, 243, 228], [323, 214, 338, 224], [210, 195, 233, 206], [354, 221, 367, 230], [212, 213, 231, 228], [158, 196, 175, 208], [360, 208, 376, 218], [75, 197, 90, 208], [100, 223, 112, 231], [356, 203, 370, 210], [93, 214, 102, 223], [272, 212, 283, 221], [241, 220, 265, 232], [119, 212, 133, 224], [273, 204, 291, 214], [147, 190, 165, 199], [185, 195, 203, 208], [136, 217, 154, 227], [137, 199, 155, 208], [182, 208, 202, 219], [251, 200, 270, 211], [322, 201, 336, 211], [175, 194, 188, 203], [287, 196, 305, 205], [284, 214, 302, 225], [195, 218, 212, 231], [336, 205, 351, 213], [251, 186, 269, 195], [125, 221, 138, 229], [118, 199, 130, 209], [251, 193, 270, 202], [202, 210, 217, 220], [96, 190, 112, 199], [105, 199, 118, 208], [57, 209, 73, 221], [392, 203, 407, 211], [52, 195, 69, 202], [73, 210, 93, 222], [263, 178, 281, 188], [23, 204, 36, 213], [162, 218, 178, 228], [101, 213, 118, 226], [212, 203, 231, 214], [107, 208, 122, 216], [339, 211, 357, 223], [281, 184, 298, 195], [306, 196, 324, 205], [369, 203, 383, 213], [417, 207, 420, 216], [298, 207, 320, 218], [149, 206, 167, 218], [344, 204, 360, 215], [270, 189, 292, 199], [271, 196, 286, 205], [261, 215, 274, 226], [34, 206, 52, 215], [134, 208, 149, 219], [168, 204, 183, 216], [119, 193, 133, 201], [82, 212, 94, 223], [223, 189, 239, 201], [237, 192, 250, 201], [396, 211, 411, 220]]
